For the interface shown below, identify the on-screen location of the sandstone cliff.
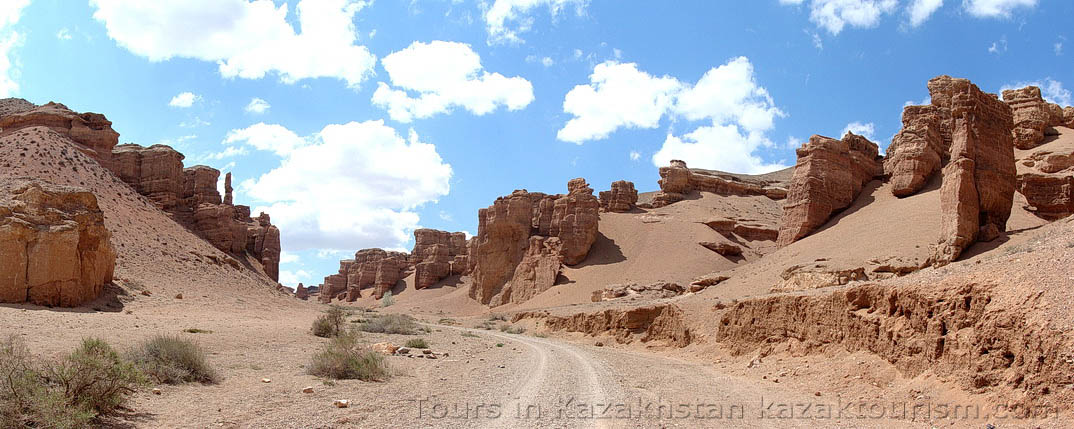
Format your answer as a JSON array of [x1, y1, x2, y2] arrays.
[[0, 178, 115, 307], [0, 102, 119, 170], [650, 160, 789, 207], [777, 132, 881, 247], [598, 180, 638, 212]]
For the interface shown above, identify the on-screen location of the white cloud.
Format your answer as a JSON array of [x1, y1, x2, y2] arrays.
[[222, 123, 306, 156], [908, 0, 944, 26], [786, 136, 804, 149], [279, 269, 313, 287], [56, 28, 73, 40], [1001, 79, 1072, 106], [246, 97, 271, 114], [279, 250, 300, 264], [558, 57, 785, 173], [228, 120, 452, 252], [525, 54, 554, 67], [652, 126, 788, 175], [842, 121, 876, 140], [963, 0, 1037, 18], [557, 61, 682, 143], [0, 0, 30, 97], [168, 91, 200, 108], [1055, 41, 1064, 56], [988, 36, 1007, 54], [629, 150, 641, 161], [483, 0, 586, 44], [372, 40, 534, 122], [90, 0, 377, 88], [780, 0, 897, 35]]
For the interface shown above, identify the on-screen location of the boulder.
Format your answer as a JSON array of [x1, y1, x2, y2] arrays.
[[885, 105, 945, 197], [700, 241, 742, 256], [777, 133, 880, 247], [1018, 174, 1073, 220], [0, 102, 120, 169], [598, 180, 638, 212], [0, 178, 115, 307]]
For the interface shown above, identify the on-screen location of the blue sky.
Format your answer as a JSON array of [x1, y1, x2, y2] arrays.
[[2, 0, 1070, 287]]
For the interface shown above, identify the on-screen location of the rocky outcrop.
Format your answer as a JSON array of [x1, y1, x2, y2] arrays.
[[411, 228, 469, 290], [700, 241, 742, 256], [109, 143, 281, 281], [704, 217, 779, 242], [513, 304, 692, 347], [713, 282, 1073, 411], [591, 281, 685, 302], [0, 98, 36, 118], [598, 180, 637, 212], [295, 283, 309, 300], [884, 76, 1017, 265], [469, 178, 600, 306], [1018, 174, 1073, 220], [0, 102, 119, 169], [651, 160, 789, 207], [777, 133, 881, 247], [0, 178, 115, 307], [319, 249, 409, 303], [1002, 86, 1066, 150], [111, 144, 185, 209], [929, 78, 1016, 265]]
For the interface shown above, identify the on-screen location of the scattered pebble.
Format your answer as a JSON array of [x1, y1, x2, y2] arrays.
[[334, 399, 350, 408], [261, 378, 271, 383], [302, 386, 314, 394]]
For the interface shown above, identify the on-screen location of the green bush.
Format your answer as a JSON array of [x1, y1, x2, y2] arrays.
[[312, 305, 348, 338], [307, 332, 390, 381], [128, 335, 219, 385], [1, 337, 146, 428], [358, 314, 418, 335], [404, 338, 429, 349]]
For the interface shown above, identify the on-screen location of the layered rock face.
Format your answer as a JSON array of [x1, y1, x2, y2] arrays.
[[319, 249, 409, 302], [109, 144, 281, 281], [469, 178, 600, 306], [0, 178, 115, 307], [411, 229, 469, 290], [777, 133, 881, 247], [0, 102, 119, 169], [598, 180, 638, 212], [651, 160, 789, 207], [1014, 128, 1074, 220], [1002, 86, 1066, 150], [885, 76, 1016, 265]]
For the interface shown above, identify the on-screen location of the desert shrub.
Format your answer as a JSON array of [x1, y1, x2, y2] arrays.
[[488, 314, 507, 322], [381, 291, 395, 308], [358, 314, 418, 335], [183, 328, 212, 334], [307, 332, 390, 381], [1, 337, 145, 428], [128, 335, 219, 385], [461, 332, 479, 338], [312, 305, 348, 338], [476, 321, 496, 330], [437, 318, 457, 326], [499, 325, 526, 334], [405, 338, 429, 349]]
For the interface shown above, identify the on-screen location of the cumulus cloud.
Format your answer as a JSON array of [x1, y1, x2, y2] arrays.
[[90, 0, 377, 88], [629, 150, 641, 161], [168, 91, 200, 108], [279, 269, 313, 287], [0, 0, 30, 97], [245, 97, 270, 114], [372, 40, 534, 122], [225, 120, 452, 252], [842, 121, 877, 140], [484, 0, 587, 44], [558, 57, 785, 173], [779, 0, 897, 35], [963, 0, 1037, 18], [908, 0, 944, 26], [557, 61, 682, 143]]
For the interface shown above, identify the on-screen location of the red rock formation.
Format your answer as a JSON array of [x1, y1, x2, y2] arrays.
[[651, 160, 789, 207], [550, 178, 600, 265], [469, 178, 600, 306], [0, 102, 119, 169], [777, 133, 881, 247], [598, 180, 638, 212], [295, 283, 309, 300], [0, 98, 36, 118], [111, 144, 185, 209], [1002, 86, 1065, 150], [885, 105, 945, 196], [495, 236, 562, 305], [223, 172, 233, 205], [1017, 174, 1073, 219], [411, 228, 468, 290], [513, 304, 692, 347], [182, 166, 222, 206], [0, 178, 115, 307], [319, 249, 409, 303], [247, 213, 281, 282], [929, 78, 1015, 265]]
